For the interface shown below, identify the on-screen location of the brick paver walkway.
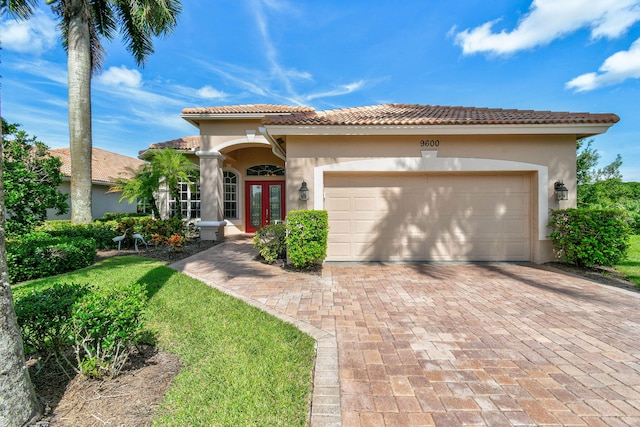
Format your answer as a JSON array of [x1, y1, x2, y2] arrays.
[[170, 236, 640, 426]]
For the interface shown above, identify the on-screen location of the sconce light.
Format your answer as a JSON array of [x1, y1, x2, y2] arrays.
[[299, 181, 309, 201], [554, 181, 569, 201]]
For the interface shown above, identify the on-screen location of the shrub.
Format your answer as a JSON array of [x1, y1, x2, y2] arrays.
[[137, 216, 186, 242], [14, 282, 91, 358], [548, 208, 631, 267], [6, 235, 97, 283], [285, 210, 328, 269], [98, 212, 150, 222], [253, 223, 287, 263], [72, 282, 148, 379], [38, 220, 119, 249]]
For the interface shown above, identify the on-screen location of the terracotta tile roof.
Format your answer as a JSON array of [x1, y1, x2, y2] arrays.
[[49, 147, 145, 185], [182, 104, 316, 115], [261, 103, 620, 126], [147, 135, 201, 150]]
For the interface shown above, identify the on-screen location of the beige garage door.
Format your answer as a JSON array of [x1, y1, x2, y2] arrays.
[[325, 173, 531, 262]]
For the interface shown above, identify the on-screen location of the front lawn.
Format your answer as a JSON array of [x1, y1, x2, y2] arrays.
[[15, 256, 315, 426], [616, 235, 640, 287]]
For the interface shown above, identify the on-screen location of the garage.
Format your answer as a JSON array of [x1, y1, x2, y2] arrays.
[[325, 172, 532, 262]]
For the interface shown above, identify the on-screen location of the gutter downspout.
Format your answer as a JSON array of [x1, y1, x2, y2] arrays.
[[259, 126, 286, 161]]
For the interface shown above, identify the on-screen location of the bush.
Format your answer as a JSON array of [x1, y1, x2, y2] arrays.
[[285, 210, 328, 269], [14, 282, 91, 357], [548, 208, 631, 267], [137, 216, 186, 243], [98, 212, 150, 222], [253, 223, 287, 263], [72, 282, 148, 379], [6, 234, 97, 283], [38, 220, 119, 249]]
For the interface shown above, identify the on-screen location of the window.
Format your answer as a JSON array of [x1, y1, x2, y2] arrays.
[[137, 199, 153, 215], [169, 181, 201, 219], [246, 164, 285, 176], [224, 171, 238, 219]]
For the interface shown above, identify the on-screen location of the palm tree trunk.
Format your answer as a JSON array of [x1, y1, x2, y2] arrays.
[[0, 123, 42, 426], [68, 0, 93, 224]]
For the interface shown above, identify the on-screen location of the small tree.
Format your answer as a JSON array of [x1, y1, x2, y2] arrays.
[[1, 119, 68, 234], [111, 149, 198, 219]]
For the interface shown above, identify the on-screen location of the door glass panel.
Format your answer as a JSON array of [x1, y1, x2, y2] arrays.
[[250, 185, 263, 229], [269, 185, 282, 223]]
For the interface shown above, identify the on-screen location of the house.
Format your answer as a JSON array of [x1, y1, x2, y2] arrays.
[[48, 147, 145, 220], [145, 103, 619, 264]]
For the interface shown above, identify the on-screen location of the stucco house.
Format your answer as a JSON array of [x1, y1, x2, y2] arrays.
[[48, 147, 145, 220], [145, 103, 619, 264]]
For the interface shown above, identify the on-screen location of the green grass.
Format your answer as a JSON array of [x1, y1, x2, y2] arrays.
[[616, 235, 640, 287], [14, 256, 316, 426]]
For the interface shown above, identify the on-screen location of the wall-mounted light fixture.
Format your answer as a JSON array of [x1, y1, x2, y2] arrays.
[[554, 181, 569, 201], [299, 181, 309, 201]]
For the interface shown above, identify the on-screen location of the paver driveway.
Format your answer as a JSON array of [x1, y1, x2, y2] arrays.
[[170, 237, 640, 426]]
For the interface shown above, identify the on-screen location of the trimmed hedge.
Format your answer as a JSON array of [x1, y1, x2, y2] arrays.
[[285, 210, 328, 268], [548, 208, 630, 267], [6, 234, 97, 283], [38, 220, 119, 249]]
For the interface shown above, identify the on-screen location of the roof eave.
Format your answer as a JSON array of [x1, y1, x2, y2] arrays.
[[263, 123, 616, 137], [181, 112, 278, 127]]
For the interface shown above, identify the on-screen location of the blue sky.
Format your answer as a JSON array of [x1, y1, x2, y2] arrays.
[[1, 0, 639, 180]]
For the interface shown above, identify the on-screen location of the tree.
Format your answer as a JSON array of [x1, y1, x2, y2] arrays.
[[112, 163, 162, 218], [1, 114, 42, 427], [576, 138, 622, 186], [111, 148, 198, 219], [2, 119, 68, 235], [1, 0, 182, 224]]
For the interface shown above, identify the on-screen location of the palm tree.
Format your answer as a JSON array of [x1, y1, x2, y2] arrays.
[[1, 0, 182, 224], [111, 148, 198, 219], [150, 148, 198, 218], [111, 163, 162, 218], [0, 2, 182, 424]]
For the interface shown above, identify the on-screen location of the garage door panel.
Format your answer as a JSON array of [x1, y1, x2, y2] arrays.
[[325, 173, 531, 262]]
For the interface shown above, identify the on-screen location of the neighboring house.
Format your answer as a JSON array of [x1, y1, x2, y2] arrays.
[[144, 103, 618, 264], [48, 147, 145, 220]]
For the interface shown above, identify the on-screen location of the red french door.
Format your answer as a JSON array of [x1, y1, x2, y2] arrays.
[[245, 181, 285, 232]]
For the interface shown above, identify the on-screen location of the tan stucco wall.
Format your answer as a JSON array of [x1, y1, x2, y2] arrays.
[[285, 133, 577, 263]]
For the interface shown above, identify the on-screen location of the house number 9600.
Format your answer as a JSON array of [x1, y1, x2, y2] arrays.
[[420, 139, 440, 147]]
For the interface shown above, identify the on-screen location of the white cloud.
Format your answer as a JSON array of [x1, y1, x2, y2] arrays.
[[305, 81, 365, 101], [455, 0, 640, 55], [0, 9, 58, 54], [96, 66, 143, 88], [196, 85, 226, 99], [566, 37, 640, 91]]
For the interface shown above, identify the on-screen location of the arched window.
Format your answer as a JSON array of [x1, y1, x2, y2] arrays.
[[246, 164, 285, 176], [224, 171, 238, 219]]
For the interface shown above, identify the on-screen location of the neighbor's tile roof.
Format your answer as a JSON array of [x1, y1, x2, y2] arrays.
[[261, 104, 620, 126], [50, 147, 145, 184], [182, 104, 316, 115], [148, 135, 201, 150]]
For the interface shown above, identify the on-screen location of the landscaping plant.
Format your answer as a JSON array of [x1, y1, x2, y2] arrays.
[[548, 208, 631, 267], [72, 282, 148, 379], [285, 210, 328, 269], [253, 223, 286, 263]]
